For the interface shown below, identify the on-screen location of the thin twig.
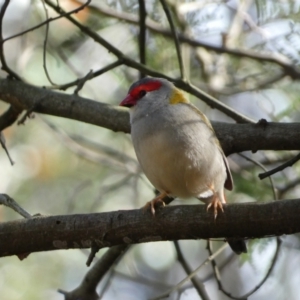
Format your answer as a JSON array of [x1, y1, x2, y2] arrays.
[[0, 194, 31, 218], [206, 241, 246, 300], [207, 241, 221, 281], [114, 270, 173, 289], [41, 0, 56, 85], [207, 237, 281, 300], [160, 0, 184, 80], [208, 153, 281, 299], [40, 117, 135, 172], [138, 0, 147, 79], [86, 244, 99, 267], [74, 70, 93, 94], [17, 95, 50, 126], [17, 112, 34, 125], [150, 244, 228, 300], [174, 241, 210, 300], [58, 245, 129, 300], [240, 153, 277, 200], [43, 0, 254, 124], [89, 174, 136, 212], [95, 4, 300, 80], [49, 60, 123, 90], [258, 152, 300, 180], [70, 134, 138, 167], [0, 0, 22, 80], [3, 0, 91, 43], [177, 81, 254, 124], [0, 132, 14, 165]]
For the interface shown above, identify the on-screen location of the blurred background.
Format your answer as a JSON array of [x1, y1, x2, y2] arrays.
[[0, 0, 300, 299]]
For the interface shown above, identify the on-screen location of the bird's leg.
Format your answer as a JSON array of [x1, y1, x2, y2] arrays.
[[143, 191, 167, 216], [207, 196, 224, 219]]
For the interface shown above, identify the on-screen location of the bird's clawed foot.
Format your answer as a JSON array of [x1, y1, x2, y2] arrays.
[[207, 197, 224, 219], [143, 192, 167, 216]]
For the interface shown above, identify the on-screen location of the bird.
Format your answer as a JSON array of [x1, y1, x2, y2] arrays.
[[119, 77, 247, 254]]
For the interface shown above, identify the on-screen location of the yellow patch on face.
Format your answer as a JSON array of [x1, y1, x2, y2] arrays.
[[169, 88, 190, 104]]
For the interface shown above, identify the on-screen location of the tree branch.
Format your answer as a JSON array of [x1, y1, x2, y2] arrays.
[[0, 79, 300, 155], [95, 4, 300, 80], [0, 0, 22, 80], [174, 241, 210, 300], [0, 199, 299, 257], [138, 0, 147, 79], [3, 0, 91, 43], [159, 0, 185, 80], [51, 60, 123, 91], [43, 0, 253, 124], [58, 245, 129, 300], [258, 152, 300, 180]]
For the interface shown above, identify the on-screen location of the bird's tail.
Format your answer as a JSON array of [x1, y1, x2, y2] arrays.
[[227, 239, 247, 255]]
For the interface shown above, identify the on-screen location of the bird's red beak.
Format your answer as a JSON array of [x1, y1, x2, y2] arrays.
[[119, 94, 135, 107]]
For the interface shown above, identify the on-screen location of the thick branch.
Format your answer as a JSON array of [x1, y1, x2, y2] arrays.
[[0, 78, 128, 133], [0, 199, 300, 257], [0, 79, 299, 154]]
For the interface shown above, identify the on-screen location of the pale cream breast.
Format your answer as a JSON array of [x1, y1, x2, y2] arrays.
[[131, 103, 227, 199]]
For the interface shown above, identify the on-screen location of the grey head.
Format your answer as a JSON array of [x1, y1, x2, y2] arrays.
[[119, 77, 175, 123]]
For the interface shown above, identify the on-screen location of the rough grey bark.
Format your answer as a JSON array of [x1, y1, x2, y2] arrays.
[[0, 199, 299, 257], [0, 79, 300, 155]]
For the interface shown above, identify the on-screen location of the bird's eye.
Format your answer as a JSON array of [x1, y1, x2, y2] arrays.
[[139, 90, 146, 98]]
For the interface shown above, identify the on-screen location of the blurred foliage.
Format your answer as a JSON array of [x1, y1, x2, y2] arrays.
[[1, 0, 300, 299]]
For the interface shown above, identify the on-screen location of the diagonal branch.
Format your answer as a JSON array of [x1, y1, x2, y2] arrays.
[[3, 0, 91, 43], [95, 5, 300, 80], [151, 244, 228, 300], [58, 245, 129, 300], [43, 0, 253, 124], [50, 60, 123, 91], [259, 152, 300, 180], [0, 194, 31, 218], [174, 241, 210, 300], [160, 0, 185, 79], [0, 132, 14, 165]]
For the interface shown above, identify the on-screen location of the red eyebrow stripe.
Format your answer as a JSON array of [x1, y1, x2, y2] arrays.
[[130, 81, 162, 98]]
